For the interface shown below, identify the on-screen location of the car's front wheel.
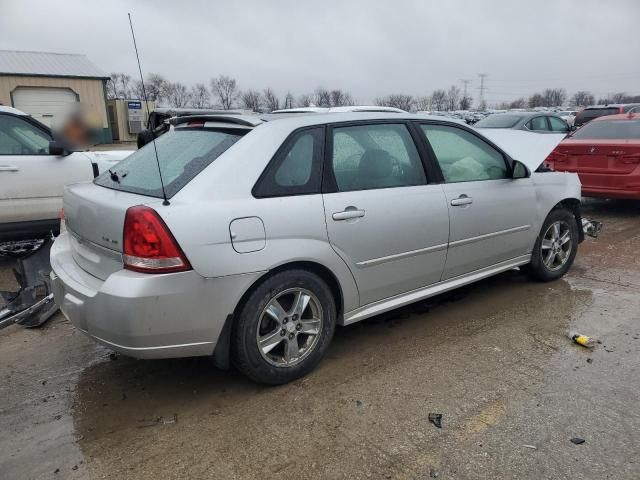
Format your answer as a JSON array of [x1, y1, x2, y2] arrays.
[[232, 270, 336, 384], [525, 208, 579, 282]]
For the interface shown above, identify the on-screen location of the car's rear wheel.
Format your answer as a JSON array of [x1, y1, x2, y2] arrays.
[[525, 208, 579, 281], [232, 270, 336, 384]]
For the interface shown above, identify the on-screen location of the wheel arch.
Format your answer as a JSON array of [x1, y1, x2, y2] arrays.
[[550, 197, 584, 243], [212, 260, 346, 369]]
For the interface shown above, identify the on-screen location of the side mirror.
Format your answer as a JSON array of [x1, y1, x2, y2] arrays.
[[512, 160, 530, 179], [49, 140, 71, 156]]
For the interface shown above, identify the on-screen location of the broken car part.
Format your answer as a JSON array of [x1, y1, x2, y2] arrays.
[[0, 236, 57, 330]]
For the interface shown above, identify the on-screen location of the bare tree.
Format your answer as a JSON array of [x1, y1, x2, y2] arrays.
[[375, 94, 414, 111], [107, 73, 133, 99], [314, 88, 332, 107], [414, 96, 432, 111], [239, 89, 262, 111], [459, 94, 473, 111], [164, 82, 191, 108], [446, 85, 461, 111], [570, 91, 594, 107], [263, 88, 280, 111], [542, 88, 567, 107], [144, 73, 169, 103], [509, 98, 527, 109], [330, 89, 354, 107], [210, 75, 238, 110], [528, 93, 545, 108], [283, 92, 295, 109], [189, 83, 211, 108], [297, 94, 314, 107], [430, 89, 447, 111], [478, 99, 487, 111]]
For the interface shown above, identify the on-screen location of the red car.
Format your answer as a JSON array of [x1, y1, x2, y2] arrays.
[[546, 113, 640, 199]]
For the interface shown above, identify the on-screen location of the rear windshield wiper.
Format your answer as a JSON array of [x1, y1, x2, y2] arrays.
[[109, 169, 120, 183]]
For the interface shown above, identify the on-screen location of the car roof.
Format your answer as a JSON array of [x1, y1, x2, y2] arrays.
[[582, 103, 640, 110], [271, 106, 408, 114], [0, 105, 27, 115]]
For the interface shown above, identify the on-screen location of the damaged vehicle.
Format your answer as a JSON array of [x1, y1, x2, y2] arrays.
[[0, 106, 132, 330], [51, 113, 596, 384]]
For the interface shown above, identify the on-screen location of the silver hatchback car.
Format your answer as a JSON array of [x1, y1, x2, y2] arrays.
[[51, 113, 582, 384]]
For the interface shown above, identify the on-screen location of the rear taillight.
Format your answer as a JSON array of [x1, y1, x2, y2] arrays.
[[123, 205, 191, 274]]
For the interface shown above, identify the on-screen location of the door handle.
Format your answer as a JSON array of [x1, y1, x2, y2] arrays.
[[332, 207, 365, 221], [0, 165, 19, 172], [451, 194, 473, 206]]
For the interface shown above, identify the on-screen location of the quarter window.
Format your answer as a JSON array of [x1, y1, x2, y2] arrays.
[[0, 115, 51, 155], [420, 124, 508, 182], [253, 127, 324, 197], [331, 123, 426, 192]]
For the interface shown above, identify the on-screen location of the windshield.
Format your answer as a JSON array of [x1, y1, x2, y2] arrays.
[[474, 115, 522, 128], [571, 120, 640, 139], [95, 128, 244, 198]]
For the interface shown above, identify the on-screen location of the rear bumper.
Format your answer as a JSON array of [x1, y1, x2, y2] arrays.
[[579, 170, 640, 199], [50, 232, 262, 359]]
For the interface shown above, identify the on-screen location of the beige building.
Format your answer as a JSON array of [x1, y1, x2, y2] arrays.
[[0, 50, 112, 143], [107, 98, 154, 142]]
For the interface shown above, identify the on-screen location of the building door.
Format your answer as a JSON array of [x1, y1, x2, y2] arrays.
[[12, 87, 78, 127]]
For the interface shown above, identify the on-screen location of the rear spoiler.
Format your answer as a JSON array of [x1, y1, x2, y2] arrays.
[[171, 115, 264, 128]]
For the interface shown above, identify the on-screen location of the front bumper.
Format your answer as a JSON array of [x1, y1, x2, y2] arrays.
[[50, 232, 262, 359]]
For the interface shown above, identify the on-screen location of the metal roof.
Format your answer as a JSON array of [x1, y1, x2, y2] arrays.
[[0, 50, 108, 79]]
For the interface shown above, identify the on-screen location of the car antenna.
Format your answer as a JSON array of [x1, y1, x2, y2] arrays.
[[128, 13, 169, 206]]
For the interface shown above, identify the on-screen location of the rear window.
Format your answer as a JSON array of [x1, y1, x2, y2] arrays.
[[571, 120, 640, 139], [95, 128, 244, 198], [575, 108, 619, 123], [474, 115, 522, 128]]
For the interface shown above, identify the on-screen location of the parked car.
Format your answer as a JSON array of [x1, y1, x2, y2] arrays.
[[546, 112, 640, 199], [574, 104, 640, 128], [474, 112, 570, 133], [557, 110, 578, 128], [0, 106, 133, 242], [51, 112, 583, 384]]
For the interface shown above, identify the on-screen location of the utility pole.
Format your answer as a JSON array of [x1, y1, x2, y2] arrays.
[[461, 79, 471, 109], [477, 73, 488, 109]]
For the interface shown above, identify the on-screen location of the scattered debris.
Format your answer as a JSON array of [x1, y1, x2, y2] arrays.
[[586, 358, 593, 364], [72, 465, 78, 471], [523, 444, 537, 450], [568, 331, 595, 348], [428, 413, 443, 428], [581, 218, 602, 238], [54, 468, 60, 474], [137, 413, 178, 428], [355, 399, 364, 408], [570, 437, 585, 445], [429, 468, 439, 478], [604, 347, 615, 353]]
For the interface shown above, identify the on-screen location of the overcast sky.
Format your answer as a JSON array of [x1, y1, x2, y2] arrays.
[[2, 0, 639, 104]]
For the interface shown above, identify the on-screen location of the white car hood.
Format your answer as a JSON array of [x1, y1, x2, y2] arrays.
[[477, 130, 565, 171], [80, 150, 134, 174]]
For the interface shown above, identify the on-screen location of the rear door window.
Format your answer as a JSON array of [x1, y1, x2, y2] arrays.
[[330, 123, 426, 191], [528, 116, 550, 131], [95, 128, 244, 198]]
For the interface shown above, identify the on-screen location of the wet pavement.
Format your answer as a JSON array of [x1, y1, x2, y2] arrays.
[[1, 199, 639, 479]]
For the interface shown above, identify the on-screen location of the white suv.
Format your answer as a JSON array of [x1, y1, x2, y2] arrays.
[[0, 106, 133, 241]]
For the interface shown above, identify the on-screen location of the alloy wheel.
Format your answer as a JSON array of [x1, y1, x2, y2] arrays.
[[541, 220, 572, 271], [256, 288, 323, 367]]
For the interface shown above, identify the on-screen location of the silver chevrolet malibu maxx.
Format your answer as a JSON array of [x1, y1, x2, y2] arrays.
[[51, 112, 582, 384]]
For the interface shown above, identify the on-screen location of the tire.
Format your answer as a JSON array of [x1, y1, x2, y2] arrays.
[[232, 269, 336, 385], [525, 208, 579, 282]]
